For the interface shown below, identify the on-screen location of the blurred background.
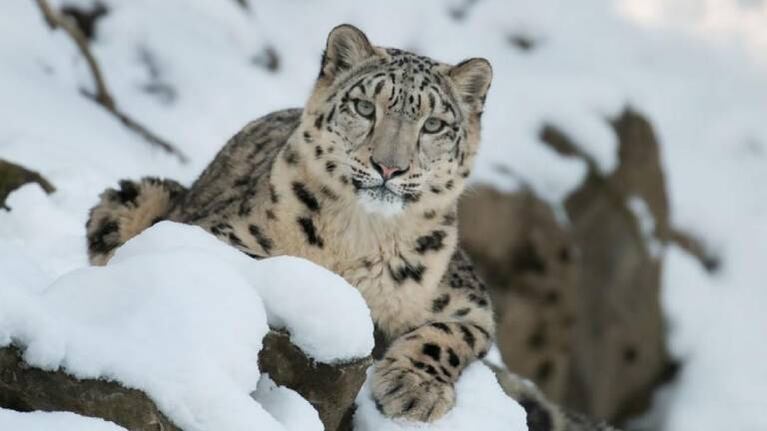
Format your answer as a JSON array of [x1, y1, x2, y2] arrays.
[[1, 1, 766, 430]]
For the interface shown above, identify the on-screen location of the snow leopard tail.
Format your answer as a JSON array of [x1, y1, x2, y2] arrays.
[[86, 177, 187, 265], [486, 361, 621, 431]]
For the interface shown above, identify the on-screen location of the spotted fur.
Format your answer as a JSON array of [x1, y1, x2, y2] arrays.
[[86, 24, 494, 423], [86, 177, 186, 265]]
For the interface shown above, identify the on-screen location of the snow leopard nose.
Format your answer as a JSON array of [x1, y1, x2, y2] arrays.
[[370, 156, 408, 181]]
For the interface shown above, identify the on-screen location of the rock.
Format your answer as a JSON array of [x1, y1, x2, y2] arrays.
[[0, 330, 372, 431], [0, 159, 55, 210], [460, 187, 579, 402], [460, 108, 672, 424], [0, 345, 179, 430], [558, 109, 671, 421], [259, 330, 372, 431]]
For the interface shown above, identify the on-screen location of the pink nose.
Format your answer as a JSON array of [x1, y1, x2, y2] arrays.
[[371, 157, 408, 180]]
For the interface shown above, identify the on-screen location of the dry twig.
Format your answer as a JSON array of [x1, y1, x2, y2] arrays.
[[34, 0, 188, 163]]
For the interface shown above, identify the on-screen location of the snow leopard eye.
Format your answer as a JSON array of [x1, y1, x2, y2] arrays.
[[354, 99, 375, 119], [422, 117, 445, 134]]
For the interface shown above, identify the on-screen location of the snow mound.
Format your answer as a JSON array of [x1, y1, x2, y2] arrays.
[[0, 409, 127, 431], [253, 375, 324, 431], [354, 363, 528, 431], [112, 221, 375, 363], [0, 222, 374, 431]]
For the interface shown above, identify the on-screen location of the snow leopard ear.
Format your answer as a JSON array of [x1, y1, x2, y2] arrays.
[[448, 58, 493, 113], [320, 24, 376, 80]]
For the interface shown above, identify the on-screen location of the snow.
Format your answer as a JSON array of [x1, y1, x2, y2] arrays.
[[354, 363, 528, 431], [0, 409, 127, 431], [626, 196, 665, 259], [0, 0, 766, 430], [253, 375, 324, 431], [0, 222, 368, 431], [111, 222, 375, 363], [656, 241, 767, 431]]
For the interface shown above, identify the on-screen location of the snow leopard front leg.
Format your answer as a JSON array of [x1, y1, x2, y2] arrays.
[[372, 249, 495, 422]]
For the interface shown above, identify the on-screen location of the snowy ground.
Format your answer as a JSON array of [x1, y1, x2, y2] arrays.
[[1, 0, 766, 430]]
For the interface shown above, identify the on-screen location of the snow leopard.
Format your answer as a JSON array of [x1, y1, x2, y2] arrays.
[[86, 25, 616, 430]]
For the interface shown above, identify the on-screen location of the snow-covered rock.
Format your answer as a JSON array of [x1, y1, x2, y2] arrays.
[[0, 222, 373, 431], [0, 409, 127, 431]]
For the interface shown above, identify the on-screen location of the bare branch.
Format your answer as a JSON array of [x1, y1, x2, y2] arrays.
[[35, 0, 113, 108], [34, 0, 188, 163]]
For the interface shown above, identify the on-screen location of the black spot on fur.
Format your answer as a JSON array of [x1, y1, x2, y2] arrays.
[[435, 364, 451, 379], [449, 273, 465, 289], [385, 383, 403, 396], [283, 149, 300, 165], [319, 185, 339, 201], [430, 322, 452, 334], [468, 293, 489, 307], [297, 217, 324, 248], [402, 399, 418, 413], [415, 230, 447, 254], [459, 325, 476, 349], [227, 232, 245, 247], [375, 398, 386, 414], [116, 180, 139, 204], [423, 210, 436, 219], [248, 224, 274, 254], [453, 307, 471, 317], [292, 182, 320, 212], [519, 398, 553, 431], [314, 114, 324, 130], [447, 348, 460, 367], [88, 219, 119, 254], [325, 161, 337, 173], [269, 184, 279, 203], [374, 79, 386, 95], [431, 294, 451, 312], [441, 213, 456, 226], [472, 324, 491, 340], [422, 343, 441, 361], [403, 192, 421, 203], [388, 262, 425, 285]]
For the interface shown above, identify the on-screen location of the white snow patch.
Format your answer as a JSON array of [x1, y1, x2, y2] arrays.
[[354, 363, 528, 431], [0, 409, 127, 431], [627, 196, 665, 258], [111, 222, 375, 363], [252, 375, 323, 431], [655, 242, 767, 431]]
